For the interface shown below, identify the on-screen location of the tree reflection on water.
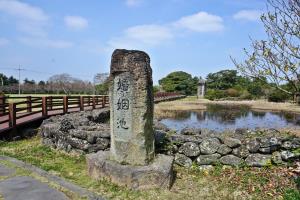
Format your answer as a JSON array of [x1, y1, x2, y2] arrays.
[[159, 104, 300, 132]]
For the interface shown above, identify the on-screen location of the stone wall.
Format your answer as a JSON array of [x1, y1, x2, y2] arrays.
[[40, 108, 111, 154], [40, 109, 300, 168], [162, 128, 300, 168]]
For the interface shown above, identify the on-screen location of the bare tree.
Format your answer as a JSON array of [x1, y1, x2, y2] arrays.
[[231, 0, 300, 101], [48, 73, 74, 94], [94, 73, 109, 85]]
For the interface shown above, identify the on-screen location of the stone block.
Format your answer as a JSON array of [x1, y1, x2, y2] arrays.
[[109, 49, 155, 166], [86, 151, 174, 190]]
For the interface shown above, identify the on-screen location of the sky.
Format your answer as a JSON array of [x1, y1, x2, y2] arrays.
[[0, 0, 268, 84]]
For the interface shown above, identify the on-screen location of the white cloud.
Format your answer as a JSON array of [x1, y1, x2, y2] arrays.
[[174, 12, 224, 32], [0, 0, 48, 22], [0, 37, 9, 46], [108, 11, 224, 49], [109, 24, 173, 49], [233, 10, 262, 21], [19, 37, 73, 48], [125, 0, 142, 7], [0, 0, 49, 36], [64, 15, 88, 30]]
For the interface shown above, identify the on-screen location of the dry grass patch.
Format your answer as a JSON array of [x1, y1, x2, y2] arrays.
[[0, 136, 299, 199]]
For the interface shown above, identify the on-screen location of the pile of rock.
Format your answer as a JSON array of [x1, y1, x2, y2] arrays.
[[40, 109, 168, 155], [164, 128, 300, 168], [40, 108, 110, 154], [40, 110, 300, 169]]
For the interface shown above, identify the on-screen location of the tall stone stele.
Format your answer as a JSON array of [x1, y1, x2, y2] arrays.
[[109, 49, 155, 166], [197, 76, 206, 99], [86, 49, 174, 190]]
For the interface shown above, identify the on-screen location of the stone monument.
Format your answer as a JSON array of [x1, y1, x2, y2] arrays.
[[197, 77, 206, 98], [86, 49, 174, 190]]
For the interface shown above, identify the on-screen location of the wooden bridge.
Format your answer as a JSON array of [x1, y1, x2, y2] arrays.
[[0, 92, 185, 134]]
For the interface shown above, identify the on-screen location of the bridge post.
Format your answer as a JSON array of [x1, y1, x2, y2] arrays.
[[27, 96, 32, 113], [92, 96, 96, 109], [80, 96, 84, 111], [42, 97, 48, 117], [9, 103, 16, 128], [63, 96, 68, 114], [102, 96, 106, 108], [0, 94, 5, 115], [48, 96, 53, 111]]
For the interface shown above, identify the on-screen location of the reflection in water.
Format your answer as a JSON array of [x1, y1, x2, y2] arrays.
[[159, 104, 300, 132]]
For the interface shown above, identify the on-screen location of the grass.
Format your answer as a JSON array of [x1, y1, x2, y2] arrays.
[[0, 136, 298, 200]]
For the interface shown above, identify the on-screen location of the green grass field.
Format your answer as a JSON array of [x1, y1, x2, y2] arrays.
[[0, 136, 298, 200]]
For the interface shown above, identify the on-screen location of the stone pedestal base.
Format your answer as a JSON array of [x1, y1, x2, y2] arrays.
[[86, 151, 174, 190]]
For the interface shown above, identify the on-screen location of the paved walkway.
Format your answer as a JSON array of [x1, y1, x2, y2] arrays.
[[0, 156, 104, 200]]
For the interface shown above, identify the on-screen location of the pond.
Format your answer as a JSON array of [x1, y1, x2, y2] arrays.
[[159, 104, 300, 132]]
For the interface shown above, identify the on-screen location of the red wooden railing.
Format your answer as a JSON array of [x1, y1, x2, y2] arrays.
[[0, 92, 185, 132], [0, 95, 109, 132]]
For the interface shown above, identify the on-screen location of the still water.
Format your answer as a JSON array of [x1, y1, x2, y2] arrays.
[[159, 104, 300, 132]]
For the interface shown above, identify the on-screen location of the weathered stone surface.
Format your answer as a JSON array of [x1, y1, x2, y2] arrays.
[[282, 141, 293, 150], [66, 137, 90, 151], [70, 129, 88, 140], [86, 151, 174, 190], [178, 142, 201, 157], [41, 108, 112, 154], [281, 150, 298, 161], [235, 128, 249, 135], [0, 176, 69, 200], [223, 137, 241, 148], [259, 137, 281, 148], [196, 154, 221, 165], [259, 146, 278, 154], [245, 154, 272, 167], [60, 118, 74, 133], [245, 139, 260, 153], [95, 138, 110, 149], [109, 49, 155, 165], [271, 151, 283, 165], [41, 123, 60, 138], [91, 109, 110, 123], [217, 144, 232, 155], [168, 134, 202, 144], [232, 146, 250, 158], [174, 153, 192, 168], [291, 138, 300, 149], [166, 145, 179, 156], [220, 155, 243, 166], [199, 138, 221, 155], [181, 127, 201, 135]]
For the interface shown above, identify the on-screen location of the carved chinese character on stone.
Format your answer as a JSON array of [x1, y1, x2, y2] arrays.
[[117, 98, 129, 110], [117, 78, 129, 91], [86, 49, 174, 190], [109, 50, 155, 166]]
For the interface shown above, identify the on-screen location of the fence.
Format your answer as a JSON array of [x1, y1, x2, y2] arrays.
[[0, 92, 185, 132], [0, 95, 109, 132]]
